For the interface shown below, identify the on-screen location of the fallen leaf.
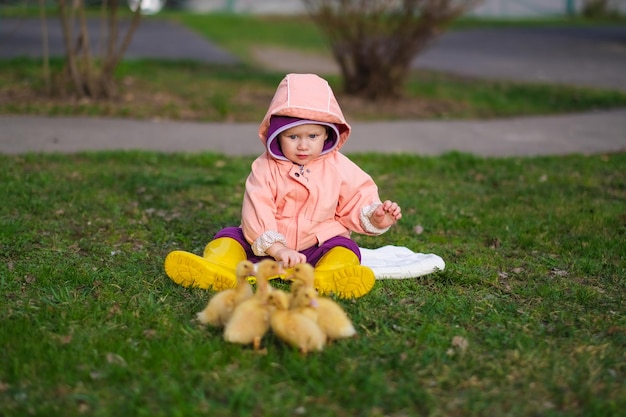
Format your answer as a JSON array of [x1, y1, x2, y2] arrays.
[[143, 329, 157, 339], [90, 371, 105, 380], [78, 402, 91, 414], [452, 335, 469, 354], [107, 303, 121, 318], [106, 352, 127, 367], [550, 268, 569, 277]]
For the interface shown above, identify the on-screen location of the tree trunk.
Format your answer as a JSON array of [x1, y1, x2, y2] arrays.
[[58, 0, 87, 96], [50, 0, 143, 99], [39, 0, 51, 95], [77, 0, 99, 97], [100, 0, 143, 97]]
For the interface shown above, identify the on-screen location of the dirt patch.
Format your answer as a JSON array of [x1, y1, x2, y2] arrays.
[[0, 79, 205, 121]]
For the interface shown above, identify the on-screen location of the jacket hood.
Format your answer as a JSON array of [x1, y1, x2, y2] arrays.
[[258, 73, 351, 159], [265, 116, 340, 161]]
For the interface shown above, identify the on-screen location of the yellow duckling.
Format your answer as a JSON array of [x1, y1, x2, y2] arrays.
[[267, 289, 325, 354], [196, 260, 255, 327], [288, 263, 315, 296], [223, 259, 280, 350], [290, 263, 357, 342]]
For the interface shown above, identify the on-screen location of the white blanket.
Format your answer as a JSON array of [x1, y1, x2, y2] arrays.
[[360, 245, 445, 279]]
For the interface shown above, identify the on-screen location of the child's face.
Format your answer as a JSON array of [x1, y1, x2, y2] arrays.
[[278, 124, 328, 165]]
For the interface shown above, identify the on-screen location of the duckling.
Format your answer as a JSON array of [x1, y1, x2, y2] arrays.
[[268, 289, 325, 354], [196, 260, 255, 327], [288, 263, 315, 296], [223, 259, 280, 350], [289, 285, 319, 322], [290, 263, 356, 341]]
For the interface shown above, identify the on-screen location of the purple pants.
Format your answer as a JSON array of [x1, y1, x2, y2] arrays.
[[214, 227, 361, 266]]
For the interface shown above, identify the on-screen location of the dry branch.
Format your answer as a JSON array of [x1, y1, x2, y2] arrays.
[[52, 0, 143, 99], [304, 0, 482, 100]]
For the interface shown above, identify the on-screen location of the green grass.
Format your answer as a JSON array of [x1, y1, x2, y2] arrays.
[[170, 12, 329, 62], [1, 151, 624, 416]]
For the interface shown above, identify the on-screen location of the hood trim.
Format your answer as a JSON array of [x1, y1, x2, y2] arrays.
[[266, 117, 340, 161]]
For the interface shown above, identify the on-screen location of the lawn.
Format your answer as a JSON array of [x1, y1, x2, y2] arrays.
[[1, 9, 625, 417], [1, 151, 624, 416]]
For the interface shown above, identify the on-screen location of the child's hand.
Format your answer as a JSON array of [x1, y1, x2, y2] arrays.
[[272, 246, 307, 269], [371, 200, 402, 229]]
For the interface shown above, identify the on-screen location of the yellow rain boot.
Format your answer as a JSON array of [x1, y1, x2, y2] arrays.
[[205, 242, 285, 283], [164, 237, 246, 291], [313, 247, 375, 299]]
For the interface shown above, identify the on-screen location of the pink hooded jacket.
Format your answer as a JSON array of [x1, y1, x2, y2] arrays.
[[241, 73, 388, 256]]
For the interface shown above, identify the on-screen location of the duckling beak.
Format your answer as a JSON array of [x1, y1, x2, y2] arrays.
[[310, 298, 319, 308]]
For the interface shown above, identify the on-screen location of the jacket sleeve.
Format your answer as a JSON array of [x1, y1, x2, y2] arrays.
[[334, 154, 388, 235], [241, 156, 287, 255]]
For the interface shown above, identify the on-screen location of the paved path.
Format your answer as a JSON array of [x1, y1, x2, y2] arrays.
[[2, 110, 625, 157], [1, 18, 625, 157], [415, 26, 626, 93], [0, 17, 237, 64]]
